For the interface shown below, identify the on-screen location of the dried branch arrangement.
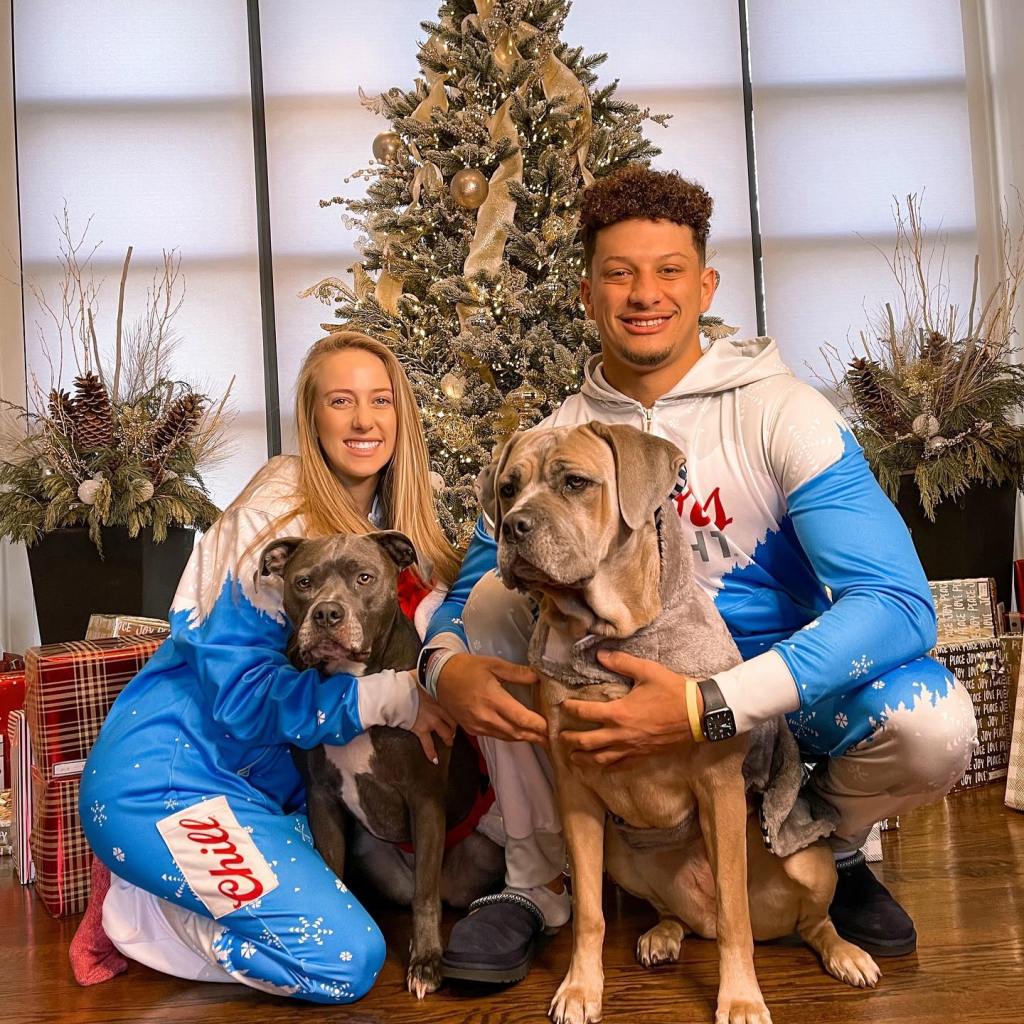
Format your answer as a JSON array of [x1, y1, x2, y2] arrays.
[[823, 194, 1024, 519], [0, 210, 234, 550]]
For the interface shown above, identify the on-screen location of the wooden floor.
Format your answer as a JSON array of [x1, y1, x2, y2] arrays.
[[3, 784, 1023, 1024]]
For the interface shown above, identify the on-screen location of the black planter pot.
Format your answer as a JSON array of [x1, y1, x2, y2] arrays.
[[895, 479, 1018, 609], [26, 526, 195, 644]]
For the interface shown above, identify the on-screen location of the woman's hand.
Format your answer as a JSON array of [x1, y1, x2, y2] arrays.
[[410, 686, 457, 763], [558, 650, 699, 767]]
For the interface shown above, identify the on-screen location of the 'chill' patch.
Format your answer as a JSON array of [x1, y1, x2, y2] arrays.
[[157, 795, 278, 919]]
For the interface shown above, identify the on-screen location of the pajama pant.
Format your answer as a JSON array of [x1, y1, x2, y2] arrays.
[[80, 758, 385, 1004], [464, 571, 979, 880]]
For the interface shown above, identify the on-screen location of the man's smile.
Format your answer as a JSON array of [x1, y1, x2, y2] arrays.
[[619, 312, 676, 335]]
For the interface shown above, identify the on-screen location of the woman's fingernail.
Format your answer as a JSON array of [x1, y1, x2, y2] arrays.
[[432, 757, 439, 765]]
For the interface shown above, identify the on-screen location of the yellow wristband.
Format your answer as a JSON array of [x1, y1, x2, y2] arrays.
[[685, 677, 705, 743]]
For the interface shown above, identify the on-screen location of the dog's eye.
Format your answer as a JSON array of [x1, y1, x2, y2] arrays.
[[295, 576, 312, 590], [356, 573, 374, 585], [499, 482, 516, 499], [565, 475, 590, 492]]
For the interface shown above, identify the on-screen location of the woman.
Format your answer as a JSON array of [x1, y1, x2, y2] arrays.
[[80, 331, 460, 1004]]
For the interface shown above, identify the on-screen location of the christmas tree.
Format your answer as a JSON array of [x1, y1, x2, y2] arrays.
[[309, 0, 724, 545]]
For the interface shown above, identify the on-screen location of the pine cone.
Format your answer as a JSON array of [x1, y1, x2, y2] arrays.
[[152, 393, 204, 454], [71, 372, 114, 450], [921, 330, 951, 363], [847, 357, 905, 432], [47, 389, 77, 441]]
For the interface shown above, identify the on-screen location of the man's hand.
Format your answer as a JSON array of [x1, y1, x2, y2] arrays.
[[559, 649, 699, 767], [410, 687, 457, 763], [436, 653, 547, 744]]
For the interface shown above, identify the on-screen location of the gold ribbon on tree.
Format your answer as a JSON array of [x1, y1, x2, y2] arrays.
[[370, 31, 451, 315]]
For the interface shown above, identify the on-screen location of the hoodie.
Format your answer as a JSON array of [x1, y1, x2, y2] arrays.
[[425, 337, 936, 736]]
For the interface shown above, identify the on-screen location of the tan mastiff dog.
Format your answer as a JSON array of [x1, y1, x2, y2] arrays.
[[479, 422, 879, 1024]]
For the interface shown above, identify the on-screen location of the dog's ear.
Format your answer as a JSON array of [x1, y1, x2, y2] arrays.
[[254, 537, 305, 587], [475, 431, 523, 536], [585, 422, 685, 532], [368, 530, 418, 571]]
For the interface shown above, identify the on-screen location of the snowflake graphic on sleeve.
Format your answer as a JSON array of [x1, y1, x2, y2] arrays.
[[112, 847, 125, 863], [334, 879, 349, 893], [295, 820, 314, 846], [316, 710, 327, 725], [849, 655, 874, 680], [90, 801, 107, 826], [240, 941, 256, 960], [339, 950, 353, 961], [834, 712, 849, 729]]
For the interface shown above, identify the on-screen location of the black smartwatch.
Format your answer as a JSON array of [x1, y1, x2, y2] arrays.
[[697, 677, 737, 742]]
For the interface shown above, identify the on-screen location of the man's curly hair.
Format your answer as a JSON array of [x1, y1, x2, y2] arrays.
[[579, 164, 713, 271]]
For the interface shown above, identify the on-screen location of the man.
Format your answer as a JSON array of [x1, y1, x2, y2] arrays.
[[421, 165, 978, 982]]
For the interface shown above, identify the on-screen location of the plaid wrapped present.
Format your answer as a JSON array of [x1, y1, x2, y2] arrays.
[[30, 768, 90, 915], [25, 633, 167, 776], [1, 653, 26, 790], [935, 638, 1013, 792], [8, 709, 34, 883], [24, 633, 167, 917]]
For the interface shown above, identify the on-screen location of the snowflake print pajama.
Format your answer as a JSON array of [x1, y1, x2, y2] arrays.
[[80, 458, 442, 1003]]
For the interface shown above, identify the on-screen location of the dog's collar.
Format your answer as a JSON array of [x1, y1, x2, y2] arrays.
[[527, 501, 688, 690]]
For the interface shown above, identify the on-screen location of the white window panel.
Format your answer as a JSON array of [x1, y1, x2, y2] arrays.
[[14, 0, 265, 509], [749, 0, 978, 381]]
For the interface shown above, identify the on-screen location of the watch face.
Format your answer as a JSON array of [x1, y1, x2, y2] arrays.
[[704, 708, 737, 742]]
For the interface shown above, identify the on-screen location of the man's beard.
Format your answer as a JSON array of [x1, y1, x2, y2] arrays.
[[616, 342, 675, 367]]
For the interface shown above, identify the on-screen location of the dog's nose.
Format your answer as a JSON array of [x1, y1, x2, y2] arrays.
[[502, 511, 533, 542], [312, 602, 345, 628]]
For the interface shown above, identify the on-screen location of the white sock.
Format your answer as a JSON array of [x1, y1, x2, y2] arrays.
[[506, 882, 571, 929]]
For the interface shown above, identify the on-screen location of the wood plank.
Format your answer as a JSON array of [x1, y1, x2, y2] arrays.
[[2, 784, 1022, 1023]]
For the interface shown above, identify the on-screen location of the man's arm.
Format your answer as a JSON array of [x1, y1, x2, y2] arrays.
[[421, 514, 546, 743]]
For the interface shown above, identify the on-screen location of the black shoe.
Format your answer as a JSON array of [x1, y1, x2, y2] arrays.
[[440, 891, 547, 983], [830, 851, 917, 957]]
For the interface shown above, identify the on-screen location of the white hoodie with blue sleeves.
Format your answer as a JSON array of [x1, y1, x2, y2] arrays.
[[425, 337, 937, 738]]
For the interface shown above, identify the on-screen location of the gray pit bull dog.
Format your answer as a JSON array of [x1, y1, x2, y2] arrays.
[[479, 422, 879, 1024], [257, 531, 503, 998]]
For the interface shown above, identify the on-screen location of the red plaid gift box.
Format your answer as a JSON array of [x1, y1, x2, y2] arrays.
[[1, 652, 26, 790], [25, 633, 167, 917]]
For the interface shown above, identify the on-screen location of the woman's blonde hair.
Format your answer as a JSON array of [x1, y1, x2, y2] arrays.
[[246, 331, 458, 587]]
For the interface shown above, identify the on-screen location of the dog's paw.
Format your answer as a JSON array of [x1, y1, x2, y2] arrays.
[[549, 974, 603, 1024], [636, 919, 684, 968], [406, 951, 443, 999], [823, 941, 881, 989], [714, 995, 772, 1024]]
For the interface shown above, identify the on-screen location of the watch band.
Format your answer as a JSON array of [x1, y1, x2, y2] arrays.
[[697, 677, 737, 742], [684, 677, 705, 743]]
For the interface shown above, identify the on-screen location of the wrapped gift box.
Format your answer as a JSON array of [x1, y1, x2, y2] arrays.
[[1007, 641, 1024, 811], [25, 633, 167, 916], [85, 613, 170, 641], [934, 638, 1013, 791], [25, 633, 167, 777], [862, 822, 883, 863], [0, 655, 26, 790], [1, 788, 12, 856], [7, 710, 34, 883], [929, 578, 998, 646]]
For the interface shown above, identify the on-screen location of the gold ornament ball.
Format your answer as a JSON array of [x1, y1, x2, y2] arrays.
[[508, 383, 547, 411], [451, 168, 489, 210], [372, 131, 403, 163]]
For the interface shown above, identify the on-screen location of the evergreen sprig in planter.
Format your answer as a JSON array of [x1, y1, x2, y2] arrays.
[[825, 195, 1024, 604], [0, 213, 232, 642]]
